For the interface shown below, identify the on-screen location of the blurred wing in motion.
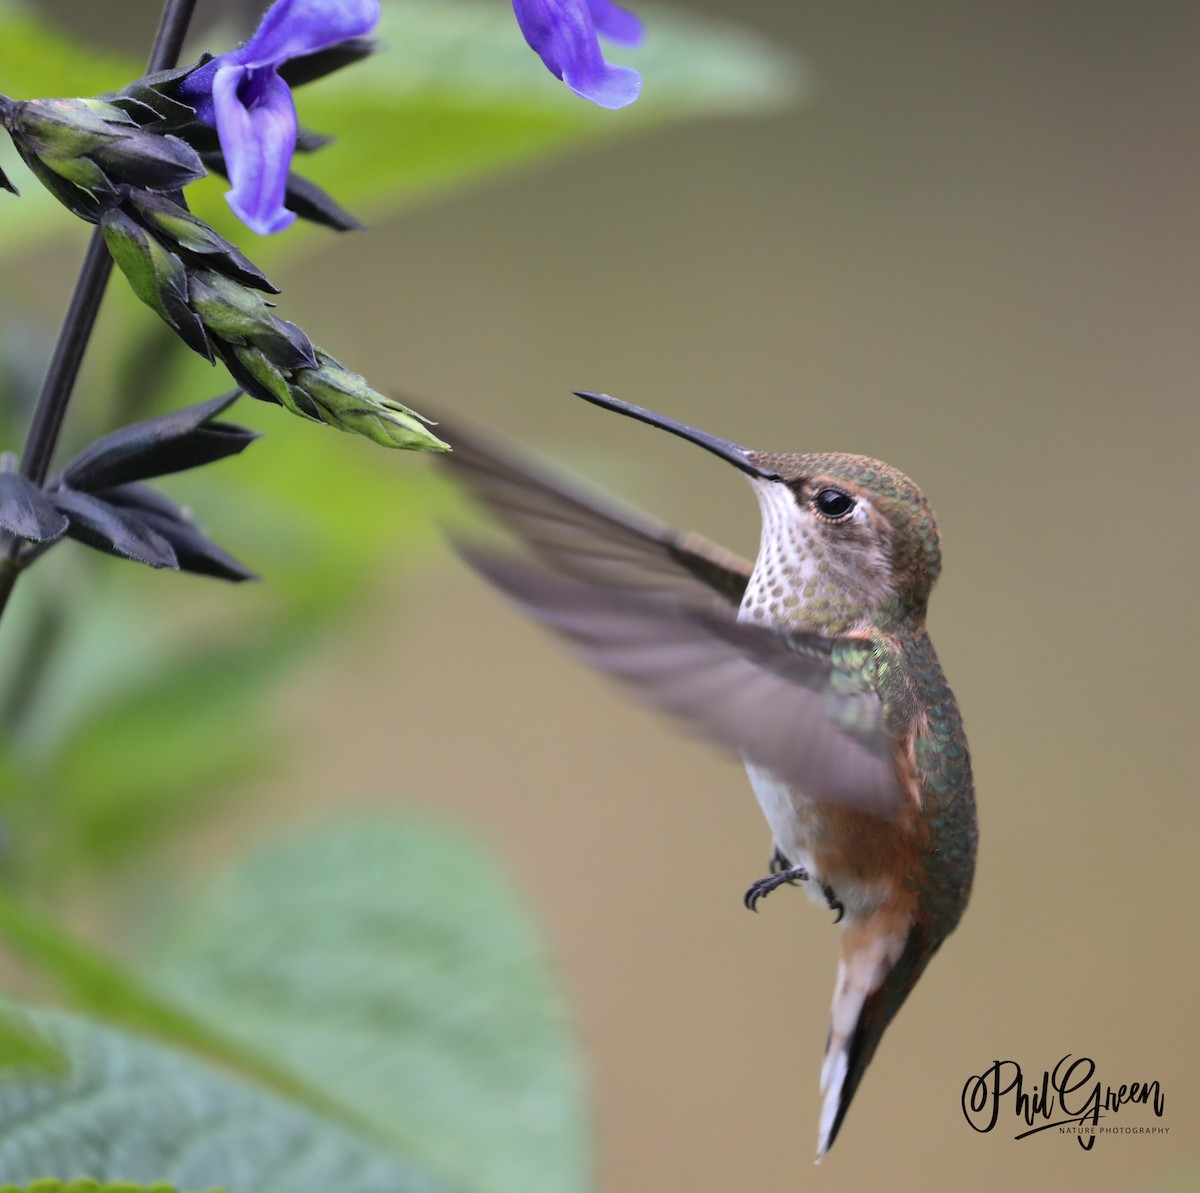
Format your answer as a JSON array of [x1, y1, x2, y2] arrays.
[[436, 417, 906, 817], [435, 414, 753, 610]]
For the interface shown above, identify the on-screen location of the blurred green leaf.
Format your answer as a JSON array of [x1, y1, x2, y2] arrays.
[[0, 381, 445, 882], [48, 629, 302, 867], [0, 3, 134, 95], [145, 815, 588, 1193], [1, 1182, 179, 1193], [0, 0, 803, 259], [1, 1182, 183, 1193], [0, 1006, 455, 1191], [0, 889, 371, 1129], [0, 1007, 65, 1075], [0, 564, 316, 878]]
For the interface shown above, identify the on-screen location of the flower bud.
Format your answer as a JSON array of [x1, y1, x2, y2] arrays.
[[188, 271, 315, 370], [3, 95, 204, 215], [126, 191, 275, 291], [290, 351, 449, 451], [100, 207, 212, 359], [218, 343, 297, 411]]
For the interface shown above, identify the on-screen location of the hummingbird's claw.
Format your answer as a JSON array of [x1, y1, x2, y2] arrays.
[[743, 865, 810, 912], [769, 847, 805, 884], [821, 882, 845, 924]]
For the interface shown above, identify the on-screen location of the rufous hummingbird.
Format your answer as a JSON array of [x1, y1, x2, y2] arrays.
[[437, 392, 977, 1158]]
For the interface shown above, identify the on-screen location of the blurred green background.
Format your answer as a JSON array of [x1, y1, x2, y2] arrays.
[[2, 1, 1198, 1191]]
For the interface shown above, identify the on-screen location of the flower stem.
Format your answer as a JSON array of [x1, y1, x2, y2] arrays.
[[0, 0, 200, 620]]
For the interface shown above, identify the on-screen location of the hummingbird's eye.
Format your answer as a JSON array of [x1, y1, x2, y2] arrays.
[[813, 487, 856, 519]]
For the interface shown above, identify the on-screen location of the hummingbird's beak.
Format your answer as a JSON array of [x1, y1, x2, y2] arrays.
[[574, 392, 781, 481]]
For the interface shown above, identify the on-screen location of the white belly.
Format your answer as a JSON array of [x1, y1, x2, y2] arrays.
[[742, 756, 831, 905]]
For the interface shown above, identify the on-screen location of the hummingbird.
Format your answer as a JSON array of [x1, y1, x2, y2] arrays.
[[436, 392, 977, 1159]]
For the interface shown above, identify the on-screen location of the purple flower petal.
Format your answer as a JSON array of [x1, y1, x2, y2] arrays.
[[586, 0, 643, 48], [212, 64, 298, 235], [513, 0, 641, 109], [238, 0, 381, 69], [177, 59, 220, 123], [178, 0, 381, 234]]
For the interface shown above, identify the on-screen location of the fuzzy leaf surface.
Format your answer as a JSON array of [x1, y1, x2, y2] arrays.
[[1, 1182, 183, 1193], [0, 1007, 454, 1192], [61, 393, 255, 492], [0, 473, 68, 542], [52, 489, 178, 569], [145, 816, 588, 1193]]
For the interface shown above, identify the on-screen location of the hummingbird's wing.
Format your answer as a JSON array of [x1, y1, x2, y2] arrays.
[[459, 549, 907, 818], [435, 415, 752, 611]]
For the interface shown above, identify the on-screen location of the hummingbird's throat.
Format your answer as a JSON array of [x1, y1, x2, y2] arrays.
[[738, 481, 884, 636]]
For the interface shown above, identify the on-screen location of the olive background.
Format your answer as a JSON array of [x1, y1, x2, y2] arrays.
[[32, 1, 1200, 1190]]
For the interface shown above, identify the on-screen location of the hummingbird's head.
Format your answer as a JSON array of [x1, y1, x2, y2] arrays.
[[743, 451, 943, 620], [574, 392, 943, 623]]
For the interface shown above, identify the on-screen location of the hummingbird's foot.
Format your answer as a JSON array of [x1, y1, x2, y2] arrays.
[[821, 882, 845, 924], [768, 844, 806, 883], [744, 865, 809, 912], [769, 847, 804, 881]]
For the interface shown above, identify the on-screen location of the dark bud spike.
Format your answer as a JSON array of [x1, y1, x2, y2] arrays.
[[107, 61, 208, 127], [131, 508, 258, 582], [278, 37, 377, 88], [106, 96, 161, 125], [293, 127, 334, 153], [97, 482, 186, 520], [94, 128, 205, 191], [574, 391, 780, 481], [201, 149, 363, 232], [53, 488, 179, 569], [281, 171, 364, 231], [62, 392, 257, 491], [0, 160, 16, 196], [159, 283, 214, 360], [0, 471, 69, 542]]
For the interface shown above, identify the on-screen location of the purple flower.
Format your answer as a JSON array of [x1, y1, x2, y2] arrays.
[[513, 0, 644, 109], [179, 0, 380, 235]]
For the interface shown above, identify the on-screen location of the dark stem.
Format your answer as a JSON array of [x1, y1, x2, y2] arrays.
[[0, 0, 200, 619]]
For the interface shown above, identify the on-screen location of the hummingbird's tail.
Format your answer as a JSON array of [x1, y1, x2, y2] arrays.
[[816, 909, 934, 1159]]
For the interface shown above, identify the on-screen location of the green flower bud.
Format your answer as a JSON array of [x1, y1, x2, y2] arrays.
[[291, 351, 449, 452], [189, 271, 315, 369], [101, 207, 211, 359], [3, 95, 203, 211], [9, 98, 120, 161], [126, 191, 274, 291], [218, 343, 298, 412]]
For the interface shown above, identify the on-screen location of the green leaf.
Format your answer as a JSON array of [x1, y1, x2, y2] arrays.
[[1, 1182, 184, 1193], [145, 816, 588, 1193], [0, 566, 319, 877], [46, 628, 305, 868], [0, 890, 366, 1130], [0, 1008, 66, 1075], [0, 1006, 455, 1192], [0, 1180, 182, 1190]]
